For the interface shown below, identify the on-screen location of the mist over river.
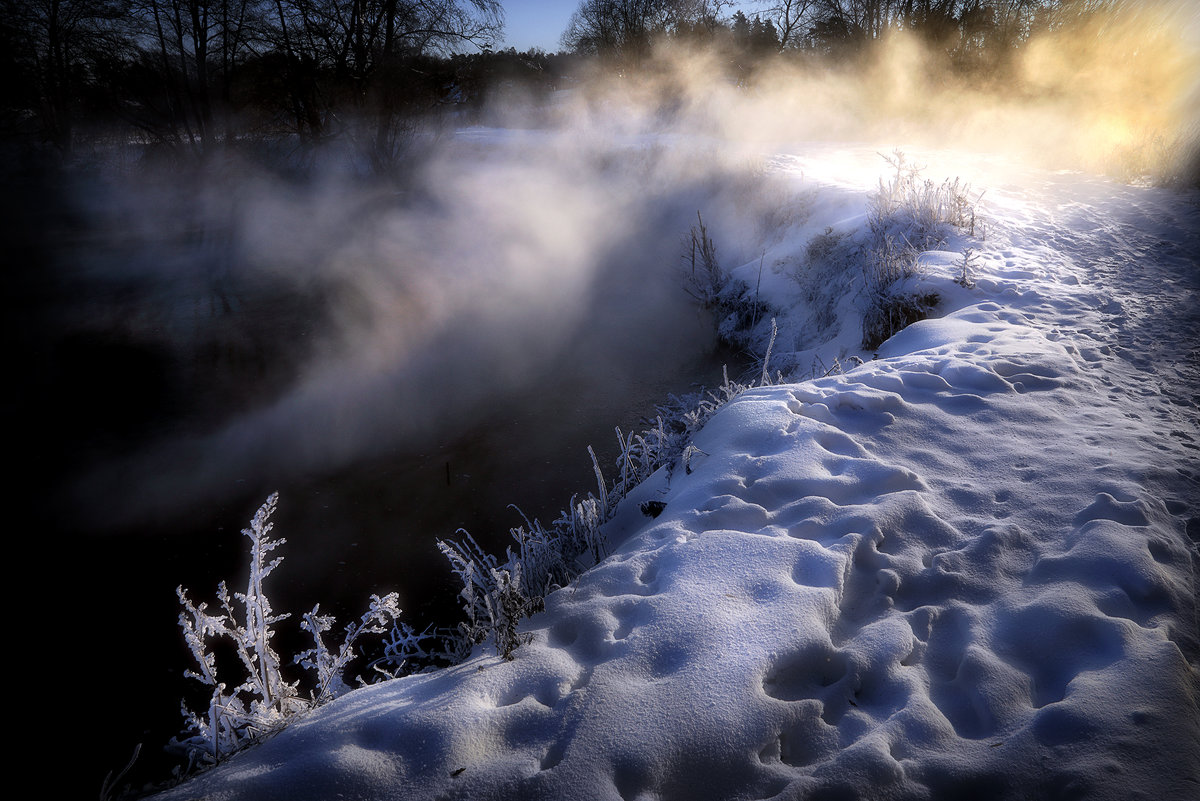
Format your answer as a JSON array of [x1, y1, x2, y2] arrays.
[[10, 128, 771, 790]]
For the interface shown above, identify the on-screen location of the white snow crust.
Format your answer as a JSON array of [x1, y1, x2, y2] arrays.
[[156, 142, 1200, 801]]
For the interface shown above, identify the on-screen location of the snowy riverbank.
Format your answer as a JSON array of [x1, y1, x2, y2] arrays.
[[154, 143, 1199, 801]]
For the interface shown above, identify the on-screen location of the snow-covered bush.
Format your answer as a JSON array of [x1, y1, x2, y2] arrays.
[[861, 231, 941, 350], [682, 211, 725, 305], [173, 493, 401, 768], [295, 593, 404, 705], [682, 210, 784, 351], [371, 620, 471, 677], [1102, 130, 1200, 189], [862, 151, 979, 348], [436, 452, 614, 660], [868, 150, 977, 245], [786, 224, 854, 345], [437, 529, 525, 658]]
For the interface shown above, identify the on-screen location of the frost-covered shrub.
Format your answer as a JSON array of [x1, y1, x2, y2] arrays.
[[862, 290, 941, 351], [683, 211, 725, 305], [371, 620, 472, 677], [296, 593, 403, 705], [173, 494, 303, 766], [1102, 131, 1200, 189], [862, 151, 979, 348], [436, 452, 613, 661], [787, 225, 853, 343], [682, 210, 784, 352], [435, 529, 536, 661], [173, 493, 400, 768], [805, 226, 848, 266], [869, 150, 977, 247]]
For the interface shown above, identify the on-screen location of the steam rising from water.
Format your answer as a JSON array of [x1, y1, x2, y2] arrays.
[[59, 0, 1198, 531], [537, 0, 1199, 179], [62, 128, 781, 529]]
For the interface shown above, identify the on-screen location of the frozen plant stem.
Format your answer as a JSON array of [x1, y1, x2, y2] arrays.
[[753, 253, 765, 326], [245, 495, 285, 709], [956, 247, 978, 289], [173, 493, 400, 768], [174, 492, 297, 764], [761, 318, 778, 386]]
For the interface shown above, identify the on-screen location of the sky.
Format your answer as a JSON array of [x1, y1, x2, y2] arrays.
[[499, 0, 580, 52], [499, 1, 763, 52]]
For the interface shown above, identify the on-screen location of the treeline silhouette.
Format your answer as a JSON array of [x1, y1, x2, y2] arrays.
[[0, 1, 1187, 173], [565, 0, 1066, 66], [2, 0, 515, 166]]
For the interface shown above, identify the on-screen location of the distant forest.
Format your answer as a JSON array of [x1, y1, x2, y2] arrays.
[[0, 1, 1184, 171]]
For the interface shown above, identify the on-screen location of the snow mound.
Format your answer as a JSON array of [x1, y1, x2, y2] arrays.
[[156, 150, 1199, 801]]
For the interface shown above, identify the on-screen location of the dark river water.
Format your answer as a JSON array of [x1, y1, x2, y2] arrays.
[[9, 137, 755, 794]]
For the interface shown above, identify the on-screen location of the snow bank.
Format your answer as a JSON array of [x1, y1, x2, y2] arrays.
[[155, 146, 1199, 801]]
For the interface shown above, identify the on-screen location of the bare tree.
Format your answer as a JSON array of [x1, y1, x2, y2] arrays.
[[758, 0, 817, 49], [2, 0, 130, 154], [125, 0, 265, 153], [272, 0, 502, 82], [264, 0, 502, 168], [562, 0, 667, 60], [560, 0, 723, 62]]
